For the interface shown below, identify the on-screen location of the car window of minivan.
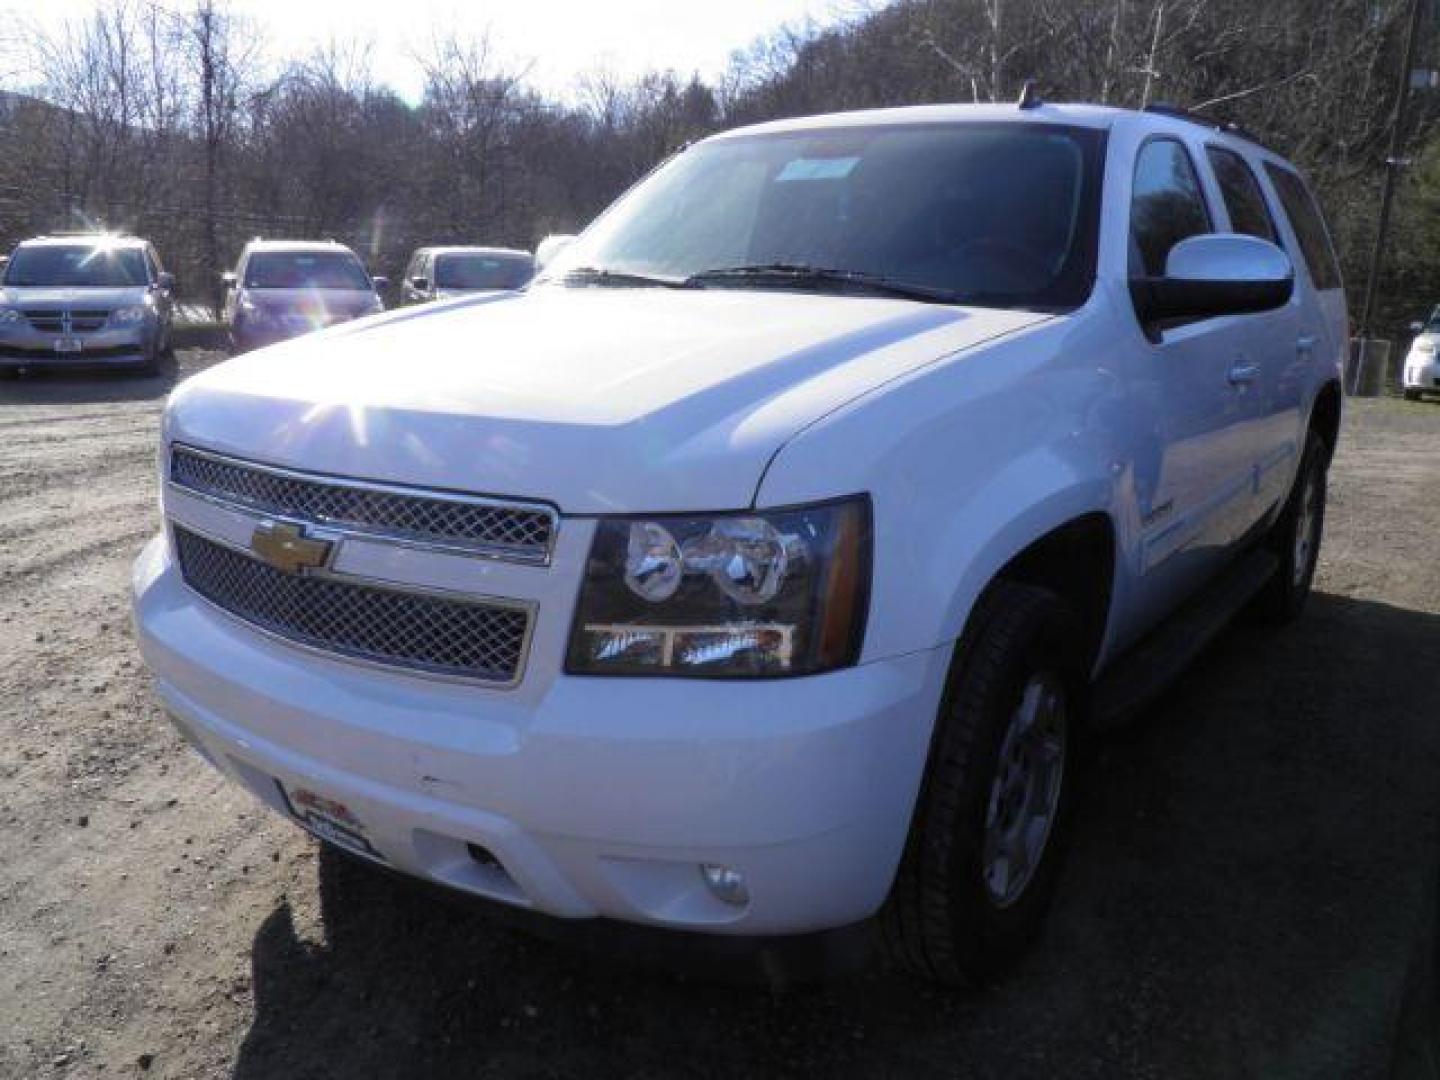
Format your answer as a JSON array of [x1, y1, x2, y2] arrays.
[[547, 122, 1107, 311], [4, 245, 149, 287]]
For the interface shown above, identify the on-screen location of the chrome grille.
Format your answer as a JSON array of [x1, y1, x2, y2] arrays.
[[173, 527, 530, 683], [23, 309, 110, 333], [170, 445, 556, 563]]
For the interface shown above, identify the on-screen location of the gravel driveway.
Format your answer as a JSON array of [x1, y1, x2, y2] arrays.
[[2, 350, 1437, 1079]]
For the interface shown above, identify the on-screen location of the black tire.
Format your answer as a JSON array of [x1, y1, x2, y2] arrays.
[[1404, 389, 1423, 402], [1253, 430, 1327, 624], [882, 582, 1085, 987]]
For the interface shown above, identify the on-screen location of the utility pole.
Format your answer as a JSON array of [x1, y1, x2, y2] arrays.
[[1358, 0, 1429, 340]]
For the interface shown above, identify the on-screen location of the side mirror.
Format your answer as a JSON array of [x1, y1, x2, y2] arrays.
[[534, 234, 576, 273], [372, 275, 390, 291], [157, 271, 176, 292], [220, 271, 237, 288], [1131, 234, 1293, 328], [1410, 321, 1424, 334], [410, 276, 429, 292]]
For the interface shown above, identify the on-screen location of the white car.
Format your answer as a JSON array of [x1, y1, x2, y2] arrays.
[[133, 101, 1346, 984], [1403, 311, 1440, 400]]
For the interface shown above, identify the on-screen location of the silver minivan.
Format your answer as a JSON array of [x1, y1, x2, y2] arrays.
[[0, 234, 175, 376]]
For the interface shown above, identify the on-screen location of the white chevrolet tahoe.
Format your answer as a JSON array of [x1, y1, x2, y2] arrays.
[[132, 102, 1347, 985]]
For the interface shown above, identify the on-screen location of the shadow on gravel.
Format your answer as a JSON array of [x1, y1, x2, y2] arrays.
[[233, 592, 1440, 1080]]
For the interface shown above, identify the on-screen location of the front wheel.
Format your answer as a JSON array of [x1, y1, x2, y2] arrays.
[[882, 582, 1084, 986], [1404, 388, 1423, 402], [1253, 430, 1328, 624]]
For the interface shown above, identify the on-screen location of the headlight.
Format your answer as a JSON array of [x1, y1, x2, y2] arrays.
[[109, 304, 150, 326], [0, 307, 23, 325], [566, 496, 871, 678]]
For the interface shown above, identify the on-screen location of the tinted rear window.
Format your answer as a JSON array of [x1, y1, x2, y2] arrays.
[[244, 251, 370, 290], [1264, 165, 1342, 291], [1207, 147, 1279, 244]]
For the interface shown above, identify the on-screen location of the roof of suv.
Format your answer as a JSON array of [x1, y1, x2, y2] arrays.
[[241, 239, 359, 254], [415, 246, 532, 258], [17, 234, 148, 249], [715, 101, 1281, 160]]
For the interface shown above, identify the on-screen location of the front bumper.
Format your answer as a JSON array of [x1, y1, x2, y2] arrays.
[[0, 324, 154, 367], [230, 315, 360, 352], [132, 532, 947, 936], [1403, 350, 1440, 391]]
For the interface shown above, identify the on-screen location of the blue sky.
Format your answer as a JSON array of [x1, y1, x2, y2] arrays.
[[6, 0, 877, 103]]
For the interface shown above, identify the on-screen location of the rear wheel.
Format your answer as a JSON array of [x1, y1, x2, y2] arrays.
[[1404, 388, 1423, 402], [882, 582, 1084, 987], [1254, 430, 1327, 624]]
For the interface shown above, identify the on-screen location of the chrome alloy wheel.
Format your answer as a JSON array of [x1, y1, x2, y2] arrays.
[[1292, 465, 1321, 587], [982, 671, 1067, 908]]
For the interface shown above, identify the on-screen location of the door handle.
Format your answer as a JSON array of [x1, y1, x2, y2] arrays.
[[1228, 361, 1261, 385], [1297, 334, 1317, 356]]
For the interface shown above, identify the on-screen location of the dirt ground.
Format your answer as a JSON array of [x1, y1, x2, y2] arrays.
[[1, 348, 1438, 1079]]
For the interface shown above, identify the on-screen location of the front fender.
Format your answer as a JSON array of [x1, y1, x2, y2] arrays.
[[755, 313, 1126, 664]]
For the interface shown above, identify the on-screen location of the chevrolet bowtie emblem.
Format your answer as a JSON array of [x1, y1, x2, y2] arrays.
[[250, 520, 333, 574]]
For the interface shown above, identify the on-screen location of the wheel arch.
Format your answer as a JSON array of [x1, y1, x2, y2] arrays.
[[990, 512, 1117, 675], [934, 495, 1120, 680], [1307, 379, 1342, 463]]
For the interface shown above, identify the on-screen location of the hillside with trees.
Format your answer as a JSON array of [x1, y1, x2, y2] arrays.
[[1, 0, 1437, 330]]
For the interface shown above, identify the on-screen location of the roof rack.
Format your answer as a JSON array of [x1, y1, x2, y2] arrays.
[[1142, 102, 1268, 148], [36, 230, 134, 239]]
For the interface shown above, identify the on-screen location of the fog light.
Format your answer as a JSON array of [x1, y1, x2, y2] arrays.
[[700, 863, 749, 907]]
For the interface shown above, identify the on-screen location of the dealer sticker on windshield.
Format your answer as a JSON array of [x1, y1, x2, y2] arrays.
[[276, 781, 385, 861]]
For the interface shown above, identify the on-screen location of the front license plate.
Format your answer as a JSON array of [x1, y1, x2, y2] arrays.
[[53, 337, 83, 353], [278, 782, 385, 861]]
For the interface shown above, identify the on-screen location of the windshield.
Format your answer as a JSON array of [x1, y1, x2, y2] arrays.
[[3, 244, 148, 287], [244, 251, 370, 290], [545, 122, 1105, 309], [435, 253, 533, 290]]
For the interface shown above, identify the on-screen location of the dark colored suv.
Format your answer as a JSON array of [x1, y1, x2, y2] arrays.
[[222, 239, 387, 353]]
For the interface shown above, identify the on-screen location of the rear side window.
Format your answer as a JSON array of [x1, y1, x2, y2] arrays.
[[1264, 165, 1342, 291], [1206, 147, 1278, 244], [1130, 139, 1211, 277]]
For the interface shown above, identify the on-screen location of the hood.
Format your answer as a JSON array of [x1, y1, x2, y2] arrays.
[[169, 287, 1052, 513], [242, 287, 380, 322], [0, 285, 148, 308]]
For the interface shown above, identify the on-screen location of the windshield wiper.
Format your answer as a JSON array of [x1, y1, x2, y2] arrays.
[[682, 263, 963, 304], [562, 266, 692, 289]]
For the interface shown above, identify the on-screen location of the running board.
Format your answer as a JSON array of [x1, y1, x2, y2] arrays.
[[1091, 549, 1279, 730]]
